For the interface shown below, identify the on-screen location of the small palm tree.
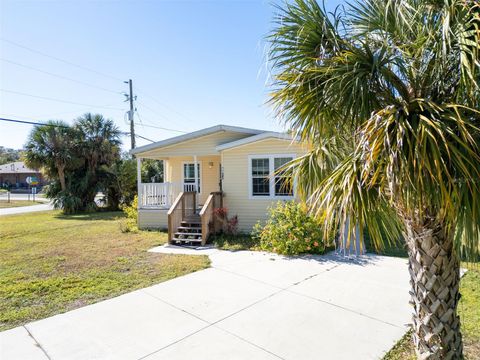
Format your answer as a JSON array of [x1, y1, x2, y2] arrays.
[[269, 0, 479, 358], [75, 113, 121, 172], [74, 113, 121, 208], [24, 121, 77, 191]]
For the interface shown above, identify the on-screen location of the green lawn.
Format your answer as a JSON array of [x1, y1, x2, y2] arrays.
[[213, 234, 260, 251], [0, 211, 210, 331], [0, 200, 43, 208]]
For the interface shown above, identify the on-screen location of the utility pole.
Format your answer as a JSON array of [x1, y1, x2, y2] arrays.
[[125, 79, 135, 149]]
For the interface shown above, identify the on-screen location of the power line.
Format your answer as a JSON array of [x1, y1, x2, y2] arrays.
[[134, 108, 187, 133], [136, 100, 170, 122], [133, 133, 155, 143], [135, 87, 196, 125], [1, 38, 195, 127], [0, 117, 70, 128], [133, 122, 187, 133], [1, 116, 155, 143], [0, 58, 121, 94], [0, 89, 124, 110], [1, 37, 124, 82], [1, 106, 122, 121]]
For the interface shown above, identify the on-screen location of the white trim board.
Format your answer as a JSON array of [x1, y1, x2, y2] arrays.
[[216, 132, 299, 152]]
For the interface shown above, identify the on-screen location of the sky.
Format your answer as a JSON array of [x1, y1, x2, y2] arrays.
[[0, 0, 343, 151]]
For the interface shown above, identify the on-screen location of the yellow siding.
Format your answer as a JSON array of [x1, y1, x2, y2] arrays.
[[222, 138, 306, 232], [165, 155, 221, 204], [138, 209, 168, 229], [138, 131, 252, 158]]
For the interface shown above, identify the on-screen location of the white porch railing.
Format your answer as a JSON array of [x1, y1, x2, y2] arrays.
[[183, 183, 197, 192], [139, 182, 199, 209]]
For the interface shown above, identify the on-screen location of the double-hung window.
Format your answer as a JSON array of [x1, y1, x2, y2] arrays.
[[249, 155, 294, 198], [251, 158, 270, 196]]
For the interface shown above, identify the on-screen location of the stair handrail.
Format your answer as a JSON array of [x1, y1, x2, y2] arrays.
[[199, 191, 223, 245], [167, 192, 185, 243], [199, 194, 214, 246]]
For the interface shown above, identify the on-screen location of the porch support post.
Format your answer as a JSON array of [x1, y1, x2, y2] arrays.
[[137, 157, 142, 209], [193, 155, 198, 193], [194, 155, 199, 208], [163, 159, 167, 183]]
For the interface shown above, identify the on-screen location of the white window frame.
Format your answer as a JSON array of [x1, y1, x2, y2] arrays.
[[182, 161, 202, 194], [248, 154, 296, 200]]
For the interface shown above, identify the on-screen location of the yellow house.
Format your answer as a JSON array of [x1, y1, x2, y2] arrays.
[[131, 125, 305, 245]]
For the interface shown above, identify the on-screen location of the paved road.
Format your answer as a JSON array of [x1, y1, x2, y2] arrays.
[[1, 193, 48, 202], [0, 250, 410, 360], [0, 202, 54, 216]]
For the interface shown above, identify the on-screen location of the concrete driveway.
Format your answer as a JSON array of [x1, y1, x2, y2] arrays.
[[0, 249, 411, 360]]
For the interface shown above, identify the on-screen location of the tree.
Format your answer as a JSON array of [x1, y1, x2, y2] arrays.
[[24, 121, 78, 191], [0, 147, 24, 165], [74, 113, 122, 208], [24, 114, 124, 213], [268, 1, 480, 358], [105, 153, 137, 210], [141, 159, 163, 183]]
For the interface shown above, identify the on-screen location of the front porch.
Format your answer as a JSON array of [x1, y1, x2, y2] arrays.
[[137, 154, 221, 210], [136, 155, 223, 245]]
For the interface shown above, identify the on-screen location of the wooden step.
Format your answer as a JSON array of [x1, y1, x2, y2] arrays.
[[177, 226, 201, 231], [177, 229, 202, 234], [175, 232, 203, 236], [181, 221, 201, 226], [172, 237, 203, 243]]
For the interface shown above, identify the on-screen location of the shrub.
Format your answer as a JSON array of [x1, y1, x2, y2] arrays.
[[252, 201, 329, 255], [213, 207, 238, 236], [120, 195, 138, 233]]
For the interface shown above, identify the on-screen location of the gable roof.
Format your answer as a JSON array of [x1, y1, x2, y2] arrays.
[[0, 161, 38, 174], [130, 124, 264, 155], [216, 131, 298, 151]]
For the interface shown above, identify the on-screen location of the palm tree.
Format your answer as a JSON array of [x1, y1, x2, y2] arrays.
[[75, 113, 121, 172], [75, 113, 121, 208], [24, 121, 77, 191], [268, 0, 479, 358]]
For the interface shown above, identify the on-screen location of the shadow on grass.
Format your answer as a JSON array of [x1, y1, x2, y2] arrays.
[[53, 210, 124, 222], [364, 235, 409, 258]]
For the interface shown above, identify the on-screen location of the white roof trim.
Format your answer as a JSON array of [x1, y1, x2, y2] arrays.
[[130, 124, 264, 155], [216, 132, 298, 151]]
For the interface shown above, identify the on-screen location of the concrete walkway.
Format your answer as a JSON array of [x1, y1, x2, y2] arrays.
[[0, 248, 411, 360]]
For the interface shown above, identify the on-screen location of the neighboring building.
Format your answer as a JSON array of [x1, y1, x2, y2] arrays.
[[131, 124, 305, 244], [0, 161, 46, 189]]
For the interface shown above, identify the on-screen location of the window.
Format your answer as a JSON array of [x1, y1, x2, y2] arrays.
[[251, 158, 270, 196], [274, 157, 293, 196], [249, 155, 294, 198], [183, 163, 201, 192]]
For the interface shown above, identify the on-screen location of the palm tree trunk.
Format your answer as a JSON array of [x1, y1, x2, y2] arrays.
[[405, 218, 463, 359], [57, 164, 66, 191]]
